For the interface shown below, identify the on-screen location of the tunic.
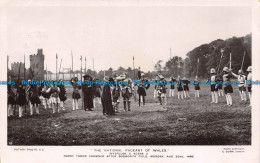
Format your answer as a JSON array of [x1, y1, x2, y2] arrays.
[[8, 85, 16, 105], [72, 82, 81, 99], [16, 86, 26, 106], [223, 73, 233, 94], [29, 85, 41, 105], [58, 85, 67, 101]]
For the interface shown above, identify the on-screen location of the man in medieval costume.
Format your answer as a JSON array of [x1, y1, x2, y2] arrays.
[[121, 76, 134, 111], [137, 73, 150, 107], [82, 74, 95, 111], [101, 77, 114, 115]]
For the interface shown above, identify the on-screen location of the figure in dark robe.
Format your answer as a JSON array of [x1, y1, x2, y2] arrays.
[[101, 77, 114, 115], [82, 75, 95, 111]]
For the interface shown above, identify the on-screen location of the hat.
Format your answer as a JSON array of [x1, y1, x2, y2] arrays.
[[210, 68, 216, 74], [116, 76, 123, 81], [83, 74, 90, 79], [246, 66, 252, 72], [159, 74, 164, 79], [141, 73, 145, 76], [223, 67, 229, 72], [109, 77, 114, 83]]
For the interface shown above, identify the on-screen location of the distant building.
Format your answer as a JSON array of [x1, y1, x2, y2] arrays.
[[30, 49, 45, 80], [11, 62, 25, 76]]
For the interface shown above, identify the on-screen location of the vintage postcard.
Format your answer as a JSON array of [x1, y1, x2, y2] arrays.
[[0, 0, 259, 162]]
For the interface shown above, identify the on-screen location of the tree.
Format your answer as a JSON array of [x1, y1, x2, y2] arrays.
[[154, 60, 163, 73]]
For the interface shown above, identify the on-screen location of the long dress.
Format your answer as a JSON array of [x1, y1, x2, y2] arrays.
[[101, 84, 114, 115], [82, 84, 95, 110]]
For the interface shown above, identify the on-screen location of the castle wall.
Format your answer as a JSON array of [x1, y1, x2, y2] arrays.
[[30, 49, 45, 80]]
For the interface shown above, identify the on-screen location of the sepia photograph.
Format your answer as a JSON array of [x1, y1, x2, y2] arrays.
[[5, 2, 253, 146], [1, 0, 260, 163]]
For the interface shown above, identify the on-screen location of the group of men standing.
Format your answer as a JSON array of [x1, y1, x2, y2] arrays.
[[7, 64, 253, 118], [7, 79, 67, 118]]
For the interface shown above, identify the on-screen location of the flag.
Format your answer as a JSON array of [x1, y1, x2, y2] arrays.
[[85, 56, 86, 61], [56, 53, 58, 59], [133, 56, 134, 60], [80, 55, 82, 61]]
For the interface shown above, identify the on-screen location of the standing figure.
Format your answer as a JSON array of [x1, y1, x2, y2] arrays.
[[177, 76, 184, 99], [46, 84, 60, 113], [231, 69, 247, 101], [16, 83, 26, 118], [183, 77, 190, 98], [101, 77, 114, 115], [121, 78, 133, 111], [29, 84, 41, 115], [41, 84, 51, 109], [93, 78, 102, 108], [209, 68, 218, 103], [137, 73, 150, 107], [157, 76, 167, 105], [153, 80, 157, 98], [38, 83, 45, 108], [71, 77, 81, 110], [216, 76, 224, 97], [58, 79, 67, 110], [223, 67, 233, 106], [82, 75, 95, 111], [112, 82, 121, 112], [194, 75, 200, 98], [169, 77, 176, 97], [246, 66, 252, 107], [137, 67, 141, 80], [7, 84, 16, 117]]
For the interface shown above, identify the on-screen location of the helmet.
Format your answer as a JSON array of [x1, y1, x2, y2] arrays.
[[158, 74, 164, 80], [116, 75, 123, 81], [238, 69, 243, 74], [141, 73, 145, 76], [210, 68, 216, 74], [247, 66, 252, 72], [223, 67, 229, 72]]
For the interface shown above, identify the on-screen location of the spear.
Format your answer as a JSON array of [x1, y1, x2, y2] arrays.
[[56, 53, 58, 81], [80, 55, 83, 110], [85, 56, 86, 74], [59, 58, 62, 79], [133, 56, 136, 102], [92, 57, 95, 77], [241, 51, 246, 71], [196, 58, 199, 76], [14, 61, 22, 116], [24, 54, 27, 113], [71, 50, 74, 78], [217, 49, 224, 76], [229, 53, 232, 70]]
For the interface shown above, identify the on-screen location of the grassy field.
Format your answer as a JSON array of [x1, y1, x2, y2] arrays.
[[7, 83, 251, 145]]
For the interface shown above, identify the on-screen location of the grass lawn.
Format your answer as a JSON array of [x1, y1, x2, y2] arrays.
[[7, 83, 251, 145]]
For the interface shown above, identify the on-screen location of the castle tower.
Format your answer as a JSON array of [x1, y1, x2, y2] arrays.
[[30, 49, 44, 80], [11, 62, 25, 76]]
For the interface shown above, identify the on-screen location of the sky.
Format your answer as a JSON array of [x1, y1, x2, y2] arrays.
[[4, 2, 251, 73]]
